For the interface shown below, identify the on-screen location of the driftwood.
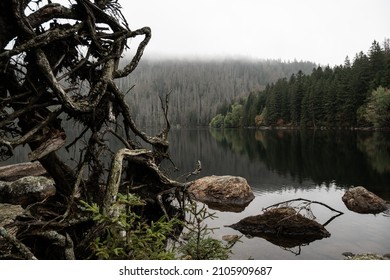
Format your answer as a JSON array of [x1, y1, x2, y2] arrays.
[[263, 197, 344, 214], [262, 197, 344, 226], [0, 162, 48, 181], [28, 135, 66, 161]]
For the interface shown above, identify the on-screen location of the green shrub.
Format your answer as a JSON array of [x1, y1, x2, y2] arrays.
[[81, 193, 177, 260], [178, 202, 238, 260], [209, 114, 225, 128], [81, 195, 238, 260]]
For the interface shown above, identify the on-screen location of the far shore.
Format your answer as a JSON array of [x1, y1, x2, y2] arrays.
[[211, 125, 390, 131]]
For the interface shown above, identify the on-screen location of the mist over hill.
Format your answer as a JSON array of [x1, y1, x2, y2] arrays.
[[116, 58, 316, 127]]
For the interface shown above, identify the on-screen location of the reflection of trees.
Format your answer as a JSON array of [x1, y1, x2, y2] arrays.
[[168, 129, 292, 190], [209, 128, 390, 196], [357, 132, 390, 174]]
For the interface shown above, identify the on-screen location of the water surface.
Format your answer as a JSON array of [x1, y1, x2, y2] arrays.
[[2, 127, 389, 259], [165, 128, 390, 259]]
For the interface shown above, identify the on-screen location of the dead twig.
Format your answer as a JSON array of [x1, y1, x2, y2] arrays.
[[263, 198, 344, 215]]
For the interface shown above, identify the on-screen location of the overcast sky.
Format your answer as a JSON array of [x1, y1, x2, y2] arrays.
[[121, 0, 390, 66]]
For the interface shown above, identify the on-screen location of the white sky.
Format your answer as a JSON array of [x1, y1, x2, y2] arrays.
[[121, 0, 390, 66]]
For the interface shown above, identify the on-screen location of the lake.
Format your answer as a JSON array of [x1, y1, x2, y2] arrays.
[[2, 127, 390, 260], [164, 128, 390, 260]]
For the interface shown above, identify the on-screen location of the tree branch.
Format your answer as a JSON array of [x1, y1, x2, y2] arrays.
[[263, 198, 344, 215], [114, 27, 152, 78], [103, 148, 152, 213], [108, 81, 169, 149], [158, 91, 172, 141], [27, 3, 76, 27], [34, 47, 115, 113], [0, 22, 84, 60], [0, 226, 38, 260], [0, 107, 62, 151], [0, 101, 53, 129]]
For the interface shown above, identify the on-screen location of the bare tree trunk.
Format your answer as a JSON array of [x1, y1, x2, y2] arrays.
[[0, 0, 185, 260]]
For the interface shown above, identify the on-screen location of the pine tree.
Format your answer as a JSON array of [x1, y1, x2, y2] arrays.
[[368, 40, 385, 90], [322, 67, 337, 126], [290, 70, 305, 126]]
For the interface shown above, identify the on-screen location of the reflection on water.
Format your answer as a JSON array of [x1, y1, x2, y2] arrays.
[[2, 127, 390, 259], [208, 128, 390, 199], [166, 128, 390, 259], [357, 132, 390, 174]]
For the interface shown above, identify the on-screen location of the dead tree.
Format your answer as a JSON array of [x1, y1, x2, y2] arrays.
[[0, 0, 186, 259]]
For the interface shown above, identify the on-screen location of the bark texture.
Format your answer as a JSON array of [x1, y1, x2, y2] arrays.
[[0, 0, 186, 260]]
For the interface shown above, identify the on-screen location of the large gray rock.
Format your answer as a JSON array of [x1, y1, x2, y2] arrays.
[[342, 186, 388, 214], [0, 176, 56, 207], [188, 175, 255, 212]]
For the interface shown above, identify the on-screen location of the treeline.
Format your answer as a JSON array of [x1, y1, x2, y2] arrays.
[[210, 40, 390, 129], [116, 59, 316, 127]]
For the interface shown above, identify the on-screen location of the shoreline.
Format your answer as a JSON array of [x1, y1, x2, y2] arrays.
[[211, 125, 390, 131]]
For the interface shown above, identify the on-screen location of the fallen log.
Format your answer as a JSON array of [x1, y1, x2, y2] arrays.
[[0, 162, 48, 181]]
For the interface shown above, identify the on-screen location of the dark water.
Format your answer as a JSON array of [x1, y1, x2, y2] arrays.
[[165, 128, 390, 260], [2, 127, 390, 259]]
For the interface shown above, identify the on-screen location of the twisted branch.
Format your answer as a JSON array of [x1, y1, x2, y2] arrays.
[[0, 0, 184, 260], [0, 227, 37, 260]]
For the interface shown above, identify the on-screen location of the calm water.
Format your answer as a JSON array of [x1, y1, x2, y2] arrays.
[[2, 127, 390, 259], [165, 128, 390, 260]]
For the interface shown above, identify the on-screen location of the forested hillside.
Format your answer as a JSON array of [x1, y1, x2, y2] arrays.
[[116, 59, 316, 127], [210, 40, 390, 129]]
